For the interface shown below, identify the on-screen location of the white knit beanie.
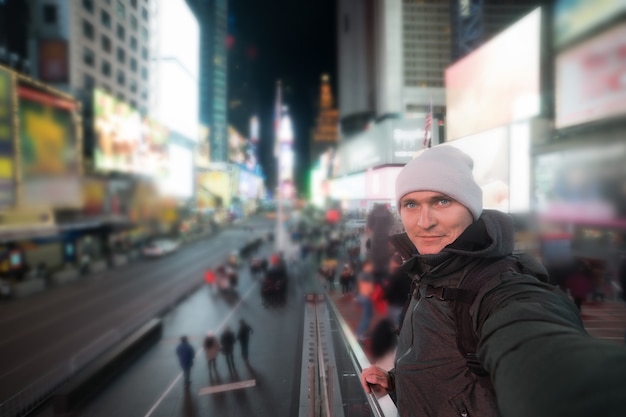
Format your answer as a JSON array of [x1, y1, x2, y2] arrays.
[[395, 146, 483, 220]]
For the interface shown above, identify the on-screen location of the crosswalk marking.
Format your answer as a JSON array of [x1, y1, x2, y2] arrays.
[[198, 379, 256, 395]]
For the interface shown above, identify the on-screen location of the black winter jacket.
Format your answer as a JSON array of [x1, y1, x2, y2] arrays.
[[389, 210, 626, 417]]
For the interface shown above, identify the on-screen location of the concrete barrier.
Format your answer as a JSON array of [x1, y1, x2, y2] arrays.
[[52, 318, 163, 416], [13, 278, 46, 298]]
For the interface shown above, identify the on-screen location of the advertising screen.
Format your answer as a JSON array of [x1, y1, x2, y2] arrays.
[[18, 85, 81, 207], [554, 0, 626, 48], [94, 89, 169, 177], [555, 23, 626, 129], [160, 143, 193, 199], [0, 66, 15, 208], [445, 8, 541, 141], [38, 39, 69, 83], [196, 171, 231, 209], [534, 141, 626, 227], [94, 88, 141, 174], [443, 127, 512, 212]]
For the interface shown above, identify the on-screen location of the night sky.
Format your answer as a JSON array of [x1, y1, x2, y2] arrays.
[[227, 0, 337, 196]]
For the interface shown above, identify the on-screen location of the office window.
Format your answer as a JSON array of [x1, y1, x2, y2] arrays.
[[117, 47, 125, 63], [83, 0, 94, 13], [83, 20, 94, 40], [117, 69, 126, 86], [101, 60, 111, 77], [141, 47, 148, 60], [117, 24, 125, 41], [101, 35, 111, 53], [84, 73, 95, 89], [83, 47, 95, 67], [130, 79, 137, 93], [141, 26, 149, 42], [130, 36, 138, 51], [129, 57, 138, 72], [131, 0, 138, 9], [141, 7, 148, 20], [117, 92, 125, 102], [140, 66, 148, 80], [116, 1, 125, 19], [43, 4, 57, 24], [130, 15, 138, 30], [130, 99, 137, 108], [101, 10, 111, 28]]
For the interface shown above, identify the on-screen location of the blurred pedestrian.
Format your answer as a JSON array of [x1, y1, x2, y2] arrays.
[[356, 260, 375, 341], [237, 319, 254, 362], [220, 325, 236, 372], [383, 255, 412, 328], [340, 263, 355, 295], [564, 259, 592, 311], [176, 336, 195, 386], [203, 332, 220, 375]]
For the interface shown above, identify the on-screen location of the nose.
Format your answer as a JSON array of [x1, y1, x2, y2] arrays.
[[417, 206, 436, 229]]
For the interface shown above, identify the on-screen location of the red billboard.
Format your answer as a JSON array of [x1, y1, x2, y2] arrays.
[[38, 40, 69, 83]]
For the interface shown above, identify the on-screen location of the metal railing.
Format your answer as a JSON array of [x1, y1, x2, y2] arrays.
[[325, 294, 399, 417]]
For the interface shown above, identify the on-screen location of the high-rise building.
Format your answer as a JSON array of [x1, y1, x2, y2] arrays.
[[337, 0, 540, 139], [187, 0, 229, 162], [311, 74, 339, 165], [19, 0, 155, 115]]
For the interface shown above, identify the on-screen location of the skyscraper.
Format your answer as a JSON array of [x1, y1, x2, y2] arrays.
[[187, 0, 229, 162]]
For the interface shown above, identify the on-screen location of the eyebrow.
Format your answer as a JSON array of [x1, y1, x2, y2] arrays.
[[401, 193, 453, 205]]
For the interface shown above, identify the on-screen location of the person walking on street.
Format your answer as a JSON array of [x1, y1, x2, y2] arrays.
[[237, 319, 254, 362], [220, 325, 236, 372], [176, 336, 195, 386], [356, 260, 375, 341], [360, 145, 626, 417], [203, 332, 220, 375], [340, 263, 355, 295]]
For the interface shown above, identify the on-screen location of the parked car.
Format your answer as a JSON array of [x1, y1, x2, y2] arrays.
[[142, 239, 180, 257]]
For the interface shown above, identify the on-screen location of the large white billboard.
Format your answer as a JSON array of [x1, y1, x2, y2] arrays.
[[445, 8, 541, 141], [153, 0, 199, 142]]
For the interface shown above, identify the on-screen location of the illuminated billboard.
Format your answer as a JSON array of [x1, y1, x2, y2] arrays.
[[555, 23, 626, 129], [554, 0, 626, 48], [18, 85, 81, 207], [0, 66, 15, 208], [38, 39, 69, 83], [160, 143, 193, 199], [445, 8, 541, 141], [535, 141, 626, 227], [93, 89, 169, 177], [153, 0, 199, 142]]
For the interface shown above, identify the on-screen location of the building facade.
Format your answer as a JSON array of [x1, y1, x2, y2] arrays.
[[25, 0, 154, 114], [187, 0, 228, 162]]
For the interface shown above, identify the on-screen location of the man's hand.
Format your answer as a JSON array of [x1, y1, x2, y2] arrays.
[[361, 365, 392, 397]]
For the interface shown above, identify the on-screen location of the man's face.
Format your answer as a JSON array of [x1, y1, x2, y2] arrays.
[[399, 191, 474, 255]]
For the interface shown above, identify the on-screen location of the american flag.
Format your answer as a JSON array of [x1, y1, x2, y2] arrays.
[[423, 100, 433, 149]]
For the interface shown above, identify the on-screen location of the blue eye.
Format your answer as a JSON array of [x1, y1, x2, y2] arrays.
[[436, 198, 451, 206], [403, 201, 416, 209]]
